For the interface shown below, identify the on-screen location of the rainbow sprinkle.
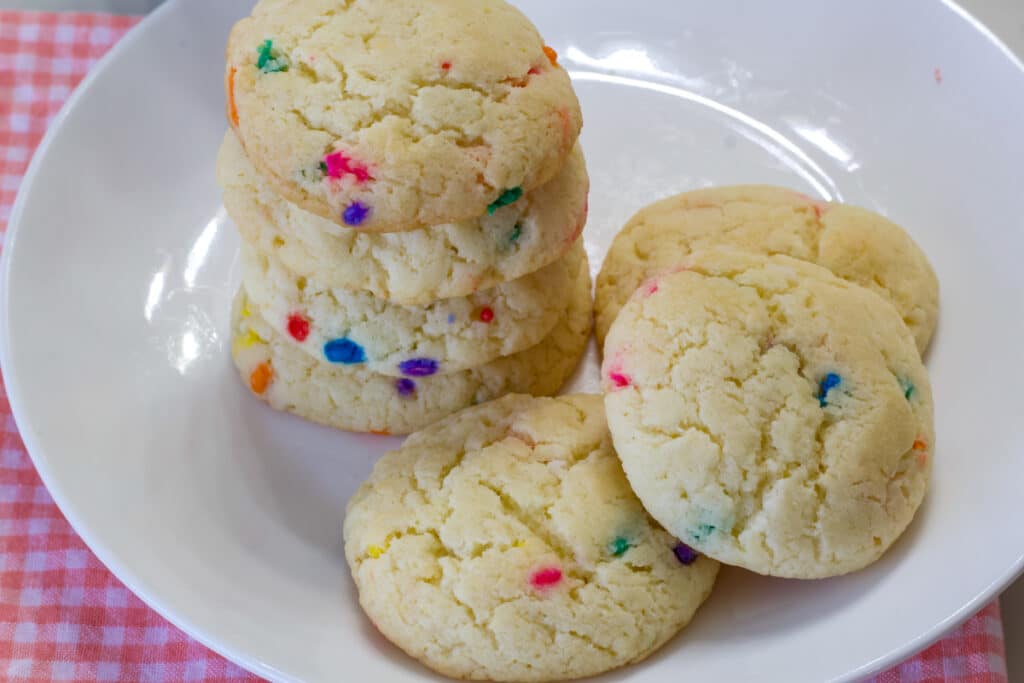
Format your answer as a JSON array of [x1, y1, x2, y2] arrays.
[[249, 362, 273, 394], [818, 372, 841, 407], [343, 202, 370, 226], [238, 330, 262, 349], [609, 537, 630, 557], [324, 338, 366, 364], [543, 45, 559, 67], [693, 523, 716, 541], [672, 542, 699, 565], [608, 372, 631, 389], [899, 377, 916, 400], [287, 313, 310, 342], [399, 358, 439, 377], [508, 223, 522, 244], [530, 566, 562, 588], [323, 150, 372, 183], [256, 39, 289, 73], [487, 187, 523, 215], [395, 378, 416, 397]]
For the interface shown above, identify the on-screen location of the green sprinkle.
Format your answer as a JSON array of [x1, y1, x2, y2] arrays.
[[318, 161, 328, 173], [508, 223, 522, 244], [691, 523, 716, 542], [257, 39, 289, 73], [899, 377, 916, 400], [487, 187, 523, 215], [609, 537, 630, 557]]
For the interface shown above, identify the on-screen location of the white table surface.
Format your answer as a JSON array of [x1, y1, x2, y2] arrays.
[[1, 0, 1022, 679]]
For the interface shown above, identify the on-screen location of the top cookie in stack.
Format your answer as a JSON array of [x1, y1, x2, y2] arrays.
[[219, 0, 590, 435], [226, 0, 582, 232]]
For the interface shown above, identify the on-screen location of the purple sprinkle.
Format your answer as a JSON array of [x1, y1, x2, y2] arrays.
[[673, 542, 699, 566], [399, 358, 439, 377], [343, 201, 370, 226], [395, 378, 416, 397], [447, 314, 456, 324]]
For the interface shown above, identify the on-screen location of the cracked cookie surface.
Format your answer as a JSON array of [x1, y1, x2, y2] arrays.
[[240, 239, 582, 376], [230, 249, 591, 435], [595, 186, 939, 353], [226, 0, 582, 231], [602, 249, 934, 578], [343, 394, 719, 681], [217, 132, 588, 304]]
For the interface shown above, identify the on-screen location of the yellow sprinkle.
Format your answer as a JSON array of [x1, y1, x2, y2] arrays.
[[239, 330, 262, 348], [513, 540, 526, 548], [241, 303, 253, 318], [367, 544, 385, 559]]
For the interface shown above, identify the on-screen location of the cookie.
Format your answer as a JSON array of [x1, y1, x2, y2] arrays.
[[601, 249, 934, 578], [217, 132, 588, 305], [343, 394, 719, 681], [240, 237, 582, 376], [231, 250, 591, 434], [226, 0, 582, 232], [594, 186, 939, 353]]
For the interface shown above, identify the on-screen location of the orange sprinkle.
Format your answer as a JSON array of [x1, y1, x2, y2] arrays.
[[249, 362, 273, 394], [228, 67, 240, 127], [543, 45, 559, 67], [369, 430, 391, 436], [913, 438, 928, 451]]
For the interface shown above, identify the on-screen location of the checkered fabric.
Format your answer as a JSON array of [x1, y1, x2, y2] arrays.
[[0, 10, 1009, 683]]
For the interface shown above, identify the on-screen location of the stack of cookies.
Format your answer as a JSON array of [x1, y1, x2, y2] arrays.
[[217, 0, 590, 435]]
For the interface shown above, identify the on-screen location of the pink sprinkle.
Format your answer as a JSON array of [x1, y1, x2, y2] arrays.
[[917, 451, 928, 466], [609, 372, 632, 389], [793, 191, 828, 219], [324, 150, 373, 183], [641, 280, 659, 297], [530, 567, 562, 588], [934, 68, 943, 84]]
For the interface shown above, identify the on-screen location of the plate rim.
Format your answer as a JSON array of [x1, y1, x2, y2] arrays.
[[1, 0, 1022, 681]]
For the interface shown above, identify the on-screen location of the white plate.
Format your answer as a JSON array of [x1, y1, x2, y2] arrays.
[[3, 1, 1024, 681]]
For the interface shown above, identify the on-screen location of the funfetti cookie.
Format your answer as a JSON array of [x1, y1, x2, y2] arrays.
[[230, 249, 592, 435], [226, 0, 583, 232], [602, 249, 934, 579], [595, 186, 939, 353], [217, 132, 589, 305], [343, 394, 719, 681], [240, 240, 584, 376]]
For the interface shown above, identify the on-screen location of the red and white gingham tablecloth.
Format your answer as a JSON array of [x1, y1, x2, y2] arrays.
[[0, 10, 1010, 683]]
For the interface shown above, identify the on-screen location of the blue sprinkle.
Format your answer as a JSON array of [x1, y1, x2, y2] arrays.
[[399, 358, 439, 377], [818, 372, 842, 407], [691, 523, 716, 542], [343, 202, 370, 226], [395, 378, 416, 397], [673, 542, 699, 565], [324, 338, 366, 364], [447, 314, 456, 324]]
